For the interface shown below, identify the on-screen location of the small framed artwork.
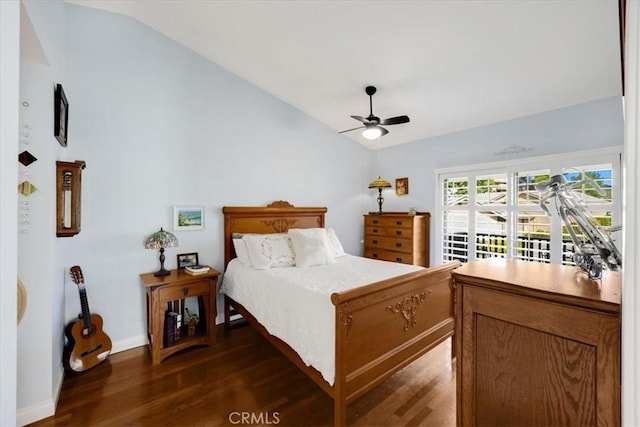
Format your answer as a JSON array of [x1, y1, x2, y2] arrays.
[[396, 177, 409, 196], [174, 206, 204, 231], [54, 84, 69, 147], [177, 252, 199, 268]]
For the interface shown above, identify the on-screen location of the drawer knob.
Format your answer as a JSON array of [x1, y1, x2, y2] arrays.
[[396, 230, 402, 235], [396, 243, 402, 248], [372, 220, 378, 224], [372, 239, 378, 244], [396, 221, 402, 225], [396, 257, 402, 262], [372, 253, 378, 258], [183, 287, 189, 296], [373, 228, 378, 233]]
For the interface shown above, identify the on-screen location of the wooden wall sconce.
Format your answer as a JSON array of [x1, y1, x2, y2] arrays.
[[56, 160, 86, 237]]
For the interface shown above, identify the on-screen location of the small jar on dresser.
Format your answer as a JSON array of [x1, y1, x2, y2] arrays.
[[363, 212, 430, 267]]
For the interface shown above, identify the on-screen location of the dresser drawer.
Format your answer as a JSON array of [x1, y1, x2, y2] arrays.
[[365, 226, 411, 238], [364, 215, 414, 229], [365, 226, 387, 236], [158, 279, 212, 301], [365, 235, 413, 253], [364, 248, 414, 264]]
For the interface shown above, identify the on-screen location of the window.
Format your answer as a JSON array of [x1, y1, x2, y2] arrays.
[[437, 148, 621, 265]]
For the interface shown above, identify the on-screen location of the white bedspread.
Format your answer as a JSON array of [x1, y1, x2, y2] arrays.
[[220, 255, 423, 385]]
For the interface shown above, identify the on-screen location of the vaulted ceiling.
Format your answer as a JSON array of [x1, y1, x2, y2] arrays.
[[68, 0, 623, 150]]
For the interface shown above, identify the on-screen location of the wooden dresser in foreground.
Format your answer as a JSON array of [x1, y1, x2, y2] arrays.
[[452, 259, 621, 427], [363, 212, 430, 266], [140, 267, 219, 365]]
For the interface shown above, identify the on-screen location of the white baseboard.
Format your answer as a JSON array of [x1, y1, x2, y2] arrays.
[[16, 331, 215, 425], [16, 397, 55, 427], [16, 366, 64, 426], [111, 334, 148, 354], [16, 366, 63, 426], [16, 336, 147, 427]]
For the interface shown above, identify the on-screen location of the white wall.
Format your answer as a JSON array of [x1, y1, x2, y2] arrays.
[[370, 96, 624, 264], [622, 1, 639, 425], [16, 1, 67, 425], [0, 2, 20, 426]]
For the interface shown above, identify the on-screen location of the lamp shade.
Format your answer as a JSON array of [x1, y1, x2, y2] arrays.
[[145, 227, 179, 250], [145, 227, 179, 276], [368, 176, 392, 214], [368, 176, 392, 189]]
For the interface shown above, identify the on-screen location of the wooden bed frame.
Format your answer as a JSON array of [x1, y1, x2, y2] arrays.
[[222, 201, 460, 426]]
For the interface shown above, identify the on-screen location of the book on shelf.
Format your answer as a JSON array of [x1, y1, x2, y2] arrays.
[[185, 264, 209, 275], [163, 311, 178, 347]]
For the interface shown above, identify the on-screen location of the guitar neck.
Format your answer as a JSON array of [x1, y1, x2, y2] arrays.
[[78, 285, 92, 329]]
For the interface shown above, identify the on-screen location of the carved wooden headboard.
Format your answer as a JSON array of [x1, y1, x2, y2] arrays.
[[222, 201, 327, 268]]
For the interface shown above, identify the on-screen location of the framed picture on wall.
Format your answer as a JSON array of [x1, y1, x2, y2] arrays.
[[396, 177, 409, 196], [54, 84, 69, 147], [174, 206, 204, 231]]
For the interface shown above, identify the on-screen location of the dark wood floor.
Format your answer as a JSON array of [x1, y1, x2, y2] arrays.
[[29, 325, 455, 426]]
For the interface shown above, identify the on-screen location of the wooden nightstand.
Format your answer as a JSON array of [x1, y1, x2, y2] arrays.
[[140, 267, 219, 365]]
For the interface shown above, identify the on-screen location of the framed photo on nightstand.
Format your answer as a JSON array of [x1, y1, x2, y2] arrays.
[[177, 252, 199, 268]]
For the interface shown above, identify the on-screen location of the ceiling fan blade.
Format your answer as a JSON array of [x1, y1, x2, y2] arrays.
[[338, 125, 365, 134], [380, 115, 410, 126], [350, 115, 369, 124], [379, 126, 389, 136]]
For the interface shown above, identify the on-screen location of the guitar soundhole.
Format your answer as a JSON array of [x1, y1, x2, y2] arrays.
[[81, 324, 95, 337]]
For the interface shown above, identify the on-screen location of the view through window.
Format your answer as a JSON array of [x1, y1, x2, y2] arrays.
[[438, 149, 621, 266]]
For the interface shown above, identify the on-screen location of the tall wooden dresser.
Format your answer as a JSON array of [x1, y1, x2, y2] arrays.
[[452, 259, 621, 427], [363, 212, 430, 267]]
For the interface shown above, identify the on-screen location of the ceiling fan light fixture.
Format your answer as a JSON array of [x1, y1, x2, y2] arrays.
[[362, 126, 382, 140]]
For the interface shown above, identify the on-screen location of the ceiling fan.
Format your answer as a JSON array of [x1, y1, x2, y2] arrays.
[[339, 86, 410, 140]]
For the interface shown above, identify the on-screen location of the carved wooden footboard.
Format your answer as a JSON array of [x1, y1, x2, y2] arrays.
[[331, 261, 459, 426], [222, 202, 459, 426]]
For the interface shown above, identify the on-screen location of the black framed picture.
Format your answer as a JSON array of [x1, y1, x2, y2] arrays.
[[54, 84, 68, 147], [177, 252, 199, 268]]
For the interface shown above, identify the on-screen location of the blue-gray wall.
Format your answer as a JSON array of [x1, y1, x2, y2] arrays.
[[371, 96, 623, 263], [372, 97, 623, 211], [61, 3, 371, 345]]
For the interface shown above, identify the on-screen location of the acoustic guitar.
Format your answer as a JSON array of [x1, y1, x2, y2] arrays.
[[64, 266, 112, 372]]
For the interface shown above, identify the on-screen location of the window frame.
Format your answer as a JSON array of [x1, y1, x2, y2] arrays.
[[435, 147, 623, 265]]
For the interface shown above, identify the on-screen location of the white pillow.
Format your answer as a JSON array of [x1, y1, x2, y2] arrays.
[[243, 233, 296, 269], [327, 228, 346, 258], [232, 238, 252, 268], [288, 228, 336, 268]]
